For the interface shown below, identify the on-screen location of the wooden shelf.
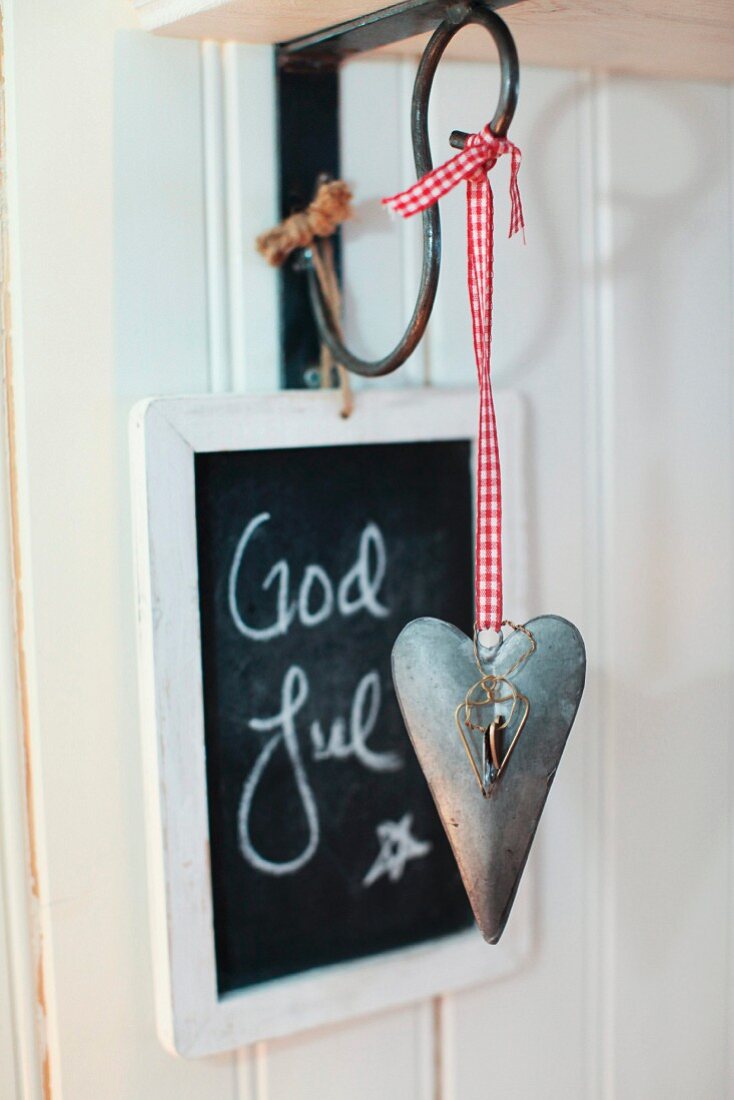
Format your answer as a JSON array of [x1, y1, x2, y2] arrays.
[[132, 1, 734, 81]]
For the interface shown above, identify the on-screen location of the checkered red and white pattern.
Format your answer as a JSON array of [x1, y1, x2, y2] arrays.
[[383, 125, 524, 631]]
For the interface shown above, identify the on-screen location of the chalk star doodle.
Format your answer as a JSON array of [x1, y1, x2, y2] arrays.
[[363, 814, 432, 887]]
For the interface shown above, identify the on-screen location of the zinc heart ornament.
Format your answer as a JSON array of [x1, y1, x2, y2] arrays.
[[392, 617, 586, 942], [383, 93, 587, 941]]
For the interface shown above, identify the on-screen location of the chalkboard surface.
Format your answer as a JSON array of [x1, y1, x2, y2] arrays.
[[195, 440, 474, 996]]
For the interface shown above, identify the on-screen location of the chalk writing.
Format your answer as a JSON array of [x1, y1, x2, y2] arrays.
[[228, 512, 389, 642], [238, 665, 402, 876], [231, 514, 408, 877]]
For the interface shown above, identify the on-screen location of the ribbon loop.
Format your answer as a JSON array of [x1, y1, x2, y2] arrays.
[[383, 125, 524, 239], [383, 126, 524, 631]]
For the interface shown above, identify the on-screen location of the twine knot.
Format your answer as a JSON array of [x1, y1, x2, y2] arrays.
[[256, 180, 353, 267], [255, 179, 355, 418]]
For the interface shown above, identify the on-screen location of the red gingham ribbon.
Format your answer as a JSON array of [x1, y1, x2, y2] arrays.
[[383, 124, 524, 631]]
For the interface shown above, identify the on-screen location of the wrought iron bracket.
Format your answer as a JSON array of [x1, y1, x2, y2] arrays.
[[275, 0, 520, 386]]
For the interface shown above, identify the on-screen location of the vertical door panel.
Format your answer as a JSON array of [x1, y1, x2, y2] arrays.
[[604, 77, 732, 1100], [426, 62, 593, 1099]]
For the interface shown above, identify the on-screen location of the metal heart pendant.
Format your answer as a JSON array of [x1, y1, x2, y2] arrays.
[[392, 615, 586, 943]]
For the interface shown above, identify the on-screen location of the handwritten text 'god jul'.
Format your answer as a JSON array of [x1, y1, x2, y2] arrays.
[[228, 512, 403, 877]]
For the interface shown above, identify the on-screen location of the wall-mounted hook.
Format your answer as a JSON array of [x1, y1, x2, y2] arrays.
[[285, 1, 519, 379]]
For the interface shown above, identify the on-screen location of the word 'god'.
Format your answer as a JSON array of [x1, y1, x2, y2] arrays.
[[228, 511, 389, 641]]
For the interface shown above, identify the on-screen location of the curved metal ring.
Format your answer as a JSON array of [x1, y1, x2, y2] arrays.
[[304, 1, 519, 378]]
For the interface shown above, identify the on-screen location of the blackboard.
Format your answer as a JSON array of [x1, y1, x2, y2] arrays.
[[194, 439, 474, 996]]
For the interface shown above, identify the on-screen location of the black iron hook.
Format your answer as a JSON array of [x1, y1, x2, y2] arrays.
[[303, 1, 519, 378]]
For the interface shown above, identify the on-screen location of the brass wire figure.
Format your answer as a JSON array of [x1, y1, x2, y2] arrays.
[[455, 621, 535, 797]]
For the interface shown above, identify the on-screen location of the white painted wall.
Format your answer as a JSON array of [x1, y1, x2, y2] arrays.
[[1, 0, 732, 1096]]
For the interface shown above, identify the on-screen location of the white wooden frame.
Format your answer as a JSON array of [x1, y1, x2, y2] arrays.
[[130, 387, 531, 1058]]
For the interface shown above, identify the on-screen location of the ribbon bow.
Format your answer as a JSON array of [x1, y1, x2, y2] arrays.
[[382, 125, 524, 632]]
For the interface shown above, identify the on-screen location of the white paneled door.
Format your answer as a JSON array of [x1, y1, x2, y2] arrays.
[[1, 1, 733, 1096]]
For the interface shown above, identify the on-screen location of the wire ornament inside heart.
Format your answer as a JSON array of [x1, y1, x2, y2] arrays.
[[455, 621, 535, 797], [455, 675, 529, 796]]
